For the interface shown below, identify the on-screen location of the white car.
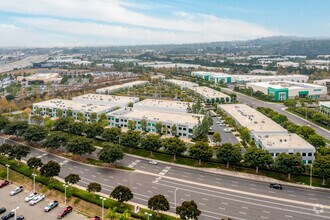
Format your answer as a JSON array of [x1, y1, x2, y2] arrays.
[[29, 194, 45, 205], [10, 186, 23, 196], [149, 160, 158, 165], [24, 192, 38, 202], [223, 128, 231, 133]]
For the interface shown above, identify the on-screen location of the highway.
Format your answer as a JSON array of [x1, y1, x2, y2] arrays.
[[2, 137, 330, 220], [222, 88, 330, 140]]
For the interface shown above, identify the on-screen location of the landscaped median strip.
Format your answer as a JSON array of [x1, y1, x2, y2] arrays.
[[0, 155, 179, 220]]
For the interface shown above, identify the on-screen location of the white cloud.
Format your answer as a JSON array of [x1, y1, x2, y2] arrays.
[[0, 0, 280, 47]]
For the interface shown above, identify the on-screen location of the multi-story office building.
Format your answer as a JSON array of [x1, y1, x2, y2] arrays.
[[32, 99, 113, 122], [107, 107, 203, 138], [96, 80, 148, 94], [191, 86, 231, 103], [246, 81, 327, 101], [219, 104, 315, 164], [166, 79, 198, 90], [319, 101, 330, 117], [72, 93, 139, 108], [133, 99, 192, 113]]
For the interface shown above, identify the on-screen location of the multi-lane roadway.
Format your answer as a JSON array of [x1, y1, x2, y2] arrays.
[[2, 137, 330, 220]]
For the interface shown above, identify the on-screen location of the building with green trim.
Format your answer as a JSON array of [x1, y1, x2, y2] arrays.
[[246, 81, 327, 101], [319, 101, 330, 117]]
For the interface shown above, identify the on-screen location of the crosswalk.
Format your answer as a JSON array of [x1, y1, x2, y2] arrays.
[[128, 159, 141, 168]]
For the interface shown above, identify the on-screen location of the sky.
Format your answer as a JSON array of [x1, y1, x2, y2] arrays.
[[0, 0, 330, 47]]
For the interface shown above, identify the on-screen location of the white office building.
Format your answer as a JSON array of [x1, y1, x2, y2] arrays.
[[96, 80, 148, 94], [133, 99, 192, 113], [72, 94, 139, 108]]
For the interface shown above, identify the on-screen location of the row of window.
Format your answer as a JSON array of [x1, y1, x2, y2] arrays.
[[270, 152, 313, 157]]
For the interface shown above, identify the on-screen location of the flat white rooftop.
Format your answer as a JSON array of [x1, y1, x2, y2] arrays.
[[134, 99, 192, 112], [33, 99, 112, 113], [166, 79, 198, 89], [247, 81, 325, 90], [320, 101, 330, 108], [192, 86, 230, 99], [219, 104, 286, 133], [256, 132, 315, 151], [234, 74, 307, 81], [73, 93, 139, 107], [109, 108, 203, 126], [96, 80, 148, 93]]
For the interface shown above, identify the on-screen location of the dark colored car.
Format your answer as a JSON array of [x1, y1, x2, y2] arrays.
[[0, 181, 9, 188], [57, 206, 72, 219], [44, 200, 59, 212], [269, 183, 283, 190], [16, 216, 24, 220], [0, 208, 6, 214], [90, 216, 101, 220], [1, 211, 14, 220]]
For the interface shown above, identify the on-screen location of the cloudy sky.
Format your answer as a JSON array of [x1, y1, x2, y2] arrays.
[[0, 0, 329, 47]]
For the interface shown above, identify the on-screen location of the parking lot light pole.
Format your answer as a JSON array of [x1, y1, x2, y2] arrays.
[[5, 164, 10, 181], [32, 173, 37, 192], [100, 197, 106, 220], [174, 187, 179, 208], [144, 212, 152, 220], [63, 184, 68, 205], [12, 207, 19, 219]]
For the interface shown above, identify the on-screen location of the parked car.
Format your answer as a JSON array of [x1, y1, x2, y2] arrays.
[[24, 192, 37, 202], [1, 211, 14, 220], [16, 216, 24, 220], [57, 206, 72, 219], [269, 183, 283, 190], [149, 160, 158, 165], [0, 181, 9, 188], [29, 194, 45, 205], [223, 128, 231, 133], [10, 186, 23, 196], [90, 216, 101, 220], [44, 200, 58, 212], [0, 208, 6, 214]]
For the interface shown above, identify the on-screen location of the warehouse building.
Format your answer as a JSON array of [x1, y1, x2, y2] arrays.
[[32, 99, 113, 122], [246, 81, 327, 101], [72, 93, 139, 108], [96, 80, 148, 94], [107, 107, 203, 138], [219, 104, 315, 164], [319, 101, 330, 117], [191, 86, 231, 103], [166, 79, 198, 89], [133, 99, 192, 113]]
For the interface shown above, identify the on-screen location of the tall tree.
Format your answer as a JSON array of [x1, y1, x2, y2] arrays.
[[43, 132, 68, 149], [87, 182, 102, 194], [27, 157, 43, 172], [140, 119, 147, 132], [148, 194, 170, 217], [127, 120, 136, 130], [65, 173, 81, 188], [8, 144, 30, 163], [216, 143, 242, 168], [155, 122, 163, 135], [119, 131, 141, 148], [110, 185, 134, 206], [307, 134, 326, 149], [84, 123, 104, 138], [171, 124, 177, 136], [66, 136, 95, 155], [101, 127, 122, 144], [0, 116, 9, 131], [176, 200, 201, 220], [4, 121, 28, 136], [313, 155, 330, 185], [189, 142, 213, 165], [140, 134, 162, 156], [212, 132, 221, 144], [274, 153, 305, 179], [0, 143, 12, 155], [53, 117, 73, 131], [22, 125, 48, 142], [40, 161, 61, 178], [67, 122, 84, 135], [243, 147, 273, 173], [98, 143, 124, 164], [296, 126, 315, 139], [162, 137, 187, 160], [90, 112, 98, 123]]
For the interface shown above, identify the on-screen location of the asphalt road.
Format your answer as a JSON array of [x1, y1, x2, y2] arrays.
[[222, 88, 330, 141], [2, 137, 330, 220]]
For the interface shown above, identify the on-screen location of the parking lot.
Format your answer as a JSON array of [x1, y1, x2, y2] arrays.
[[0, 183, 88, 220]]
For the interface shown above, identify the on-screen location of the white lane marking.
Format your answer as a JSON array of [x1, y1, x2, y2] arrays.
[[239, 212, 246, 215], [250, 188, 256, 190], [152, 186, 158, 190], [122, 179, 128, 182], [92, 175, 96, 178], [285, 215, 293, 218], [308, 193, 315, 196], [168, 190, 173, 193], [184, 194, 191, 197], [218, 207, 225, 210], [132, 186, 137, 190], [84, 168, 89, 171], [73, 165, 78, 168], [104, 179, 110, 182], [250, 184, 256, 187], [159, 166, 171, 176], [268, 191, 275, 194], [263, 211, 271, 214], [136, 183, 142, 186], [68, 168, 73, 170], [202, 198, 209, 201], [147, 190, 153, 193], [59, 160, 69, 166], [242, 206, 248, 209], [96, 172, 101, 175], [221, 202, 228, 205], [260, 216, 269, 219], [79, 171, 84, 174], [198, 203, 205, 206]]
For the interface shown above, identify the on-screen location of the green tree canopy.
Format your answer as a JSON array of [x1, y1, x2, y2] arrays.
[[216, 143, 242, 168], [243, 147, 273, 173], [307, 134, 326, 149], [140, 134, 162, 155], [8, 144, 30, 162], [313, 155, 330, 185], [148, 194, 170, 217], [189, 142, 213, 165], [98, 143, 124, 163], [101, 127, 122, 144], [162, 137, 187, 160], [0, 143, 12, 155], [84, 123, 104, 138], [119, 131, 141, 148], [22, 125, 48, 142], [87, 182, 102, 194], [66, 136, 95, 155], [67, 122, 85, 135], [43, 132, 69, 149], [27, 157, 43, 171], [110, 185, 134, 206], [274, 153, 305, 179], [296, 126, 316, 139], [176, 200, 201, 220], [40, 160, 61, 178], [65, 173, 81, 186]]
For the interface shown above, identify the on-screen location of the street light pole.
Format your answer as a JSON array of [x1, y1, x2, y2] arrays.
[[174, 188, 179, 208], [310, 165, 313, 187], [144, 212, 152, 220], [63, 184, 68, 205], [100, 197, 106, 220], [12, 207, 19, 219], [5, 164, 10, 181], [32, 174, 37, 192]]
